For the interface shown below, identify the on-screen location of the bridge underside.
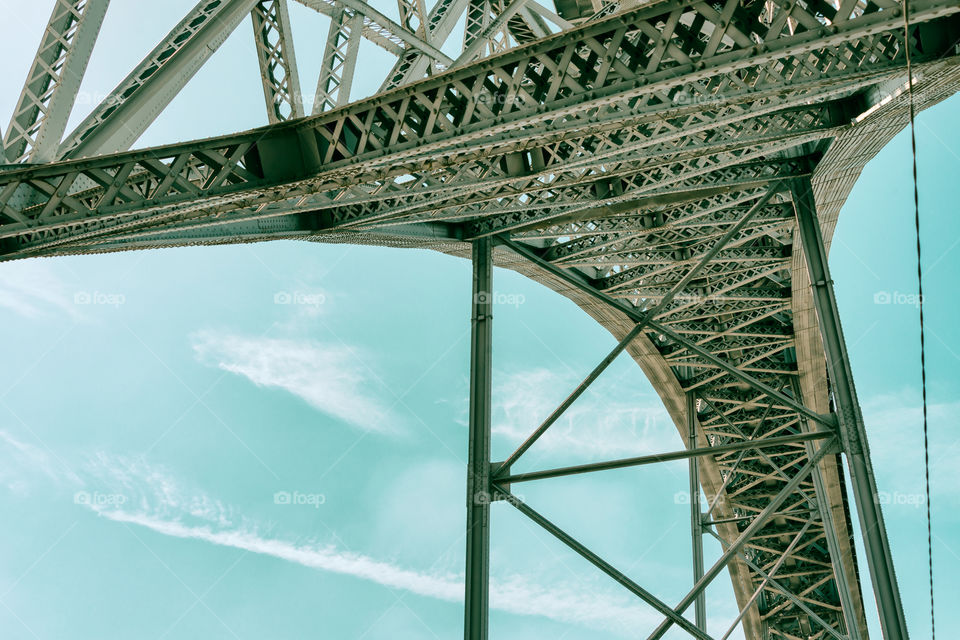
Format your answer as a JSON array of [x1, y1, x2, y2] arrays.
[[2, 0, 958, 638]]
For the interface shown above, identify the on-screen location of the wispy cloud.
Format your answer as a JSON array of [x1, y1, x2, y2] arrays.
[[491, 368, 680, 460], [2, 438, 738, 636], [191, 331, 400, 434], [95, 508, 666, 635], [102, 507, 683, 634], [79, 455, 668, 636], [0, 262, 79, 319], [0, 429, 79, 493]]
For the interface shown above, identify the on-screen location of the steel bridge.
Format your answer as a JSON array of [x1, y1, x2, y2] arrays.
[[1, 0, 956, 637]]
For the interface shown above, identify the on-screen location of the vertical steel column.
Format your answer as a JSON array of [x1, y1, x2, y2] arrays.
[[465, 237, 493, 640], [687, 391, 707, 632], [792, 179, 909, 640]]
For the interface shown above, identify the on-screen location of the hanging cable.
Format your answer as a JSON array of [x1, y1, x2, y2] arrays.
[[902, 2, 935, 637]]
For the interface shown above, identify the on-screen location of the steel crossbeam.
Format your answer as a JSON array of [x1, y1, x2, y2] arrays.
[[3, 0, 958, 256]]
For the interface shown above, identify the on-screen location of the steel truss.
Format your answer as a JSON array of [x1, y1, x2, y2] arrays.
[[473, 202, 878, 639], [3, 0, 959, 638], [252, 0, 305, 122]]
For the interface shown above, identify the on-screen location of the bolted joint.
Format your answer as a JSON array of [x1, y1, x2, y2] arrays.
[[489, 461, 511, 501], [836, 404, 864, 456]]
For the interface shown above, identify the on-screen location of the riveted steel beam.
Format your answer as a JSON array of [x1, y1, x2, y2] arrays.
[[252, 0, 305, 122], [688, 391, 706, 634], [3, 0, 110, 163], [58, 0, 259, 159], [792, 177, 909, 640], [493, 431, 831, 484], [465, 236, 493, 640]]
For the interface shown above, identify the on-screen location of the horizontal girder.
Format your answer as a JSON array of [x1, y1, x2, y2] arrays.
[[2, 0, 957, 256]]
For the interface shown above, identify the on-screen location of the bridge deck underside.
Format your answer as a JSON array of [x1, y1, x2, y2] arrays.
[[2, 1, 959, 637]]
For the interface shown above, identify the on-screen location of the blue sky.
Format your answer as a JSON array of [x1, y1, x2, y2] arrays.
[[0, 1, 957, 638]]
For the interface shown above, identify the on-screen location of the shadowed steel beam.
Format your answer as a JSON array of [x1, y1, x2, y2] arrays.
[[41, 217, 464, 254], [719, 519, 814, 640], [646, 438, 837, 639], [703, 401, 774, 519], [3, 0, 110, 163], [496, 235, 836, 428], [380, 0, 467, 89], [593, 184, 786, 290], [647, 321, 835, 429], [494, 431, 830, 484], [792, 178, 909, 640], [624, 184, 784, 293], [687, 391, 706, 633], [495, 487, 716, 640], [453, 0, 529, 67], [704, 528, 847, 640], [698, 396, 800, 490], [465, 237, 492, 639], [299, 0, 452, 63]]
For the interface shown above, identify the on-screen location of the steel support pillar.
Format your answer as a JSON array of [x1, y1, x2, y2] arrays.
[[464, 237, 493, 640], [792, 178, 909, 640], [687, 391, 707, 633]]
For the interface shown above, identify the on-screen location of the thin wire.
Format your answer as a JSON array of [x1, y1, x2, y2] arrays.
[[902, 2, 934, 637]]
